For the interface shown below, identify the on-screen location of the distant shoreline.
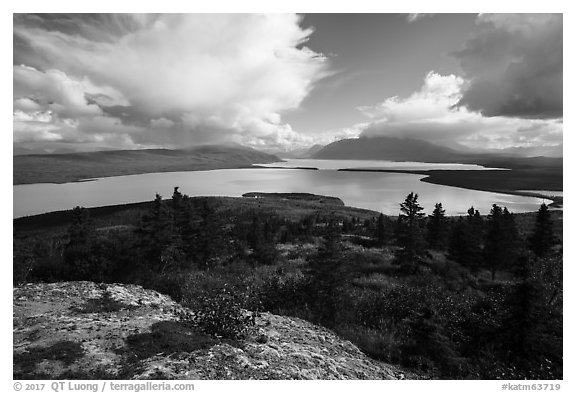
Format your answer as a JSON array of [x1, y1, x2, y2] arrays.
[[338, 168, 562, 208], [13, 147, 282, 185]]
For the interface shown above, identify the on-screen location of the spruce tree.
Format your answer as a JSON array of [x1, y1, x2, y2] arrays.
[[307, 219, 345, 327], [64, 207, 100, 280], [426, 203, 449, 250], [448, 207, 484, 272], [195, 199, 222, 269], [375, 213, 391, 246], [135, 194, 173, 272], [247, 214, 278, 265], [484, 204, 520, 280], [528, 203, 557, 257], [394, 192, 427, 273]]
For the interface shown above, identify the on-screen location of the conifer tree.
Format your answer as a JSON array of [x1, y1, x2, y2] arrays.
[[64, 206, 100, 280], [448, 207, 483, 272], [426, 203, 449, 250], [484, 204, 520, 279], [395, 192, 427, 273], [135, 194, 173, 271], [528, 203, 557, 257], [194, 199, 222, 269], [307, 219, 345, 326], [375, 213, 392, 246], [247, 214, 278, 265]]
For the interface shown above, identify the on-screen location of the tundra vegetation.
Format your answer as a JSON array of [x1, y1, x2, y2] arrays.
[[13, 190, 562, 379]]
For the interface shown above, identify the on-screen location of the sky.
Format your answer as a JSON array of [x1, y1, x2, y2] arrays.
[[12, 13, 563, 154]]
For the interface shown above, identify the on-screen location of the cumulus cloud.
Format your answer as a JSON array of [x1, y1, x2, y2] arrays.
[[356, 72, 562, 150], [13, 14, 328, 152], [454, 13, 562, 119]]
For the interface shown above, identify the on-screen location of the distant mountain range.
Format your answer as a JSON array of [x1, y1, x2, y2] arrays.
[[312, 137, 464, 162], [489, 144, 563, 158], [311, 136, 562, 162], [14, 137, 562, 185], [277, 144, 325, 159]]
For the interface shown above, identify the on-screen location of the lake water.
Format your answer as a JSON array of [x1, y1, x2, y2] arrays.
[[259, 159, 503, 171], [13, 159, 551, 218]]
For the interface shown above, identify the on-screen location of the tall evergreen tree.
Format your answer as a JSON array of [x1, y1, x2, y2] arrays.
[[484, 204, 520, 280], [484, 204, 504, 280], [448, 207, 484, 272], [64, 207, 102, 280], [395, 192, 427, 273], [135, 194, 173, 271], [375, 213, 392, 246], [193, 200, 222, 269], [466, 207, 484, 236], [307, 219, 345, 327], [171, 187, 192, 238], [247, 214, 278, 265], [426, 203, 449, 250], [528, 203, 557, 257]]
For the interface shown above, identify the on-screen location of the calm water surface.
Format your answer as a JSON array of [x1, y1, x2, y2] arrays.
[[260, 159, 504, 171], [14, 159, 551, 218]]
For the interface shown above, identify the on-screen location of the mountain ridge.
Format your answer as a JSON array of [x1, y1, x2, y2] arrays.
[[313, 136, 464, 162], [13, 145, 281, 185], [312, 136, 563, 164]]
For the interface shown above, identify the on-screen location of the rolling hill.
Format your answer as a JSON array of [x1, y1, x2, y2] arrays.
[[14, 145, 281, 185]]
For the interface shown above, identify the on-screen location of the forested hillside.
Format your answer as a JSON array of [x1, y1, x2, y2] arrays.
[[14, 191, 563, 379]]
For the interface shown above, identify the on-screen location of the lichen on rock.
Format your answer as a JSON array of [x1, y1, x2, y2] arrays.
[[14, 281, 409, 380]]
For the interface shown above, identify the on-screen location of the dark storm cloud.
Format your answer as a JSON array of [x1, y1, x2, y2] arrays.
[[454, 14, 562, 119], [353, 72, 562, 151]]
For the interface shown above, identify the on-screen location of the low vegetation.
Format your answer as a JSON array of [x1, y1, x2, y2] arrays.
[[13, 190, 563, 379]]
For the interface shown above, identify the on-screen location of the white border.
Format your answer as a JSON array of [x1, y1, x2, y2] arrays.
[[3, 2, 572, 391]]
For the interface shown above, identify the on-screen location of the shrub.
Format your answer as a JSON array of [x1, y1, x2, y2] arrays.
[[183, 286, 256, 340]]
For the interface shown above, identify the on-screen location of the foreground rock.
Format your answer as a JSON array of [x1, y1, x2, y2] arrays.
[[14, 282, 409, 380]]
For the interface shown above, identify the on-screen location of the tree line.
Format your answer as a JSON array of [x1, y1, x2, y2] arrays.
[[393, 192, 558, 278], [52, 189, 560, 288]]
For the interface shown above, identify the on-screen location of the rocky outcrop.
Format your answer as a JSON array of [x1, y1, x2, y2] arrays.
[[14, 282, 409, 380]]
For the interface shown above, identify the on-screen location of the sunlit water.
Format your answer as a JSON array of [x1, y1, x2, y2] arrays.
[[516, 190, 563, 197], [259, 158, 503, 171], [14, 159, 551, 218]]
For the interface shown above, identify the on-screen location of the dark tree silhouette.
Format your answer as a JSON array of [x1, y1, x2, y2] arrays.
[[395, 192, 427, 273], [528, 203, 557, 257], [306, 219, 345, 327], [448, 207, 484, 272], [484, 204, 520, 280], [64, 207, 105, 280], [247, 214, 278, 265], [135, 194, 173, 272], [194, 200, 223, 269], [375, 213, 392, 246], [426, 203, 449, 250]]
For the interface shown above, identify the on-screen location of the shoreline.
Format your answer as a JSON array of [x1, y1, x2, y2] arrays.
[[338, 168, 562, 208], [14, 163, 563, 213]]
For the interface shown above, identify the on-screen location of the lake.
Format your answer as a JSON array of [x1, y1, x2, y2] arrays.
[[258, 159, 503, 171], [13, 159, 551, 218]]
